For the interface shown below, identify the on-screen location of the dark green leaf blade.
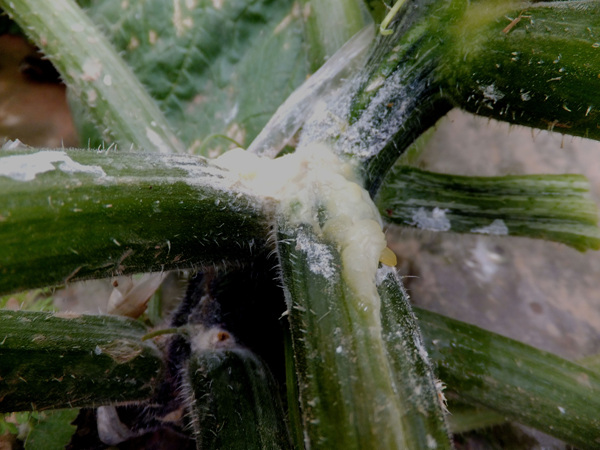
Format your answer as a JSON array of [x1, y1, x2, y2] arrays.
[[82, 0, 309, 155], [24, 409, 79, 450]]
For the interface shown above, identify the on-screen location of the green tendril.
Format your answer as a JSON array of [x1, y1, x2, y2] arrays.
[[141, 327, 183, 341], [379, 0, 407, 35]]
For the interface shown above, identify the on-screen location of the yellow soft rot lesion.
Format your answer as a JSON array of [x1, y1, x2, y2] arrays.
[[215, 142, 392, 313]]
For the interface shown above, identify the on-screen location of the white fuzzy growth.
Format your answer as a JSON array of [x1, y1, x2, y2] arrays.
[[246, 26, 374, 157], [215, 143, 387, 314], [480, 83, 505, 103], [375, 264, 396, 286], [295, 229, 335, 278], [0, 151, 106, 181], [335, 67, 411, 160], [471, 219, 509, 235], [426, 434, 438, 449], [467, 238, 504, 283], [82, 58, 103, 81], [411, 207, 451, 231], [145, 127, 172, 154]]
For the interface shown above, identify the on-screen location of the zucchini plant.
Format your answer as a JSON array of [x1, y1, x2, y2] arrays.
[[1, 0, 600, 448]]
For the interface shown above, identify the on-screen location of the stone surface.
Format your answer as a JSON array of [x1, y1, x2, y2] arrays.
[[386, 109, 600, 448], [389, 108, 600, 361]]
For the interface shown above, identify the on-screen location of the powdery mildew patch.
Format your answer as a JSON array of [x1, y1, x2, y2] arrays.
[[0, 150, 106, 181], [295, 229, 336, 278], [410, 207, 451, 231], [471, 218, 509, 235]]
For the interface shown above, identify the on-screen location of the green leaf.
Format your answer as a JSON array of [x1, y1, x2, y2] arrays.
[[416, 307, 600, 449], [0, 414, 19, 435], [376, 165, 600, 251], [81, 0, 310, 156], [24, 409, 78, 450], [300, 0, 368, 72], [0, 289, 57, 312]]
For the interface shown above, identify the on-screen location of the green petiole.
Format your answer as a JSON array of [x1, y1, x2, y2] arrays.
[[379, 0, 408, 35]]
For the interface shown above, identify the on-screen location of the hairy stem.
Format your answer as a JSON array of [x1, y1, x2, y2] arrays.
[[0, 149, 270, 294], [278, 226, 451, 449], [417, 307, 600, 449], [0, 0, 184, 152], [0, 310, 164, 412]]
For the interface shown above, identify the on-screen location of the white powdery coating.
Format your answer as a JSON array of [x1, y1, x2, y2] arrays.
[[426, 434, 438, 449], [467, 238, 503, 283], [246, 26, 374, 157], [411, 207, 451, 232], [471, 219, 509, 235], [82, 58, 103, 81], [146, 127, 172, 154], [0, 151, 106, 181], [480, 83, 505, 103], [295, 230, 335, 278], [375, 264, 396, 286], [336, 68, 411, 160]]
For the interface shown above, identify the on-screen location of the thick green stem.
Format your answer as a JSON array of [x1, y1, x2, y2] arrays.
[[277, 225, 451, 449], [0, 149, 270, 294], [416, 307, 600, 449], [0, 0, 184, 152], [439, 0, 600, 141], [0, 310, 164, 412], [329, 0, 600, 194], [376, 166, 600, 251], [187, 348, 291, 450], [376, 266, 452, 448]]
